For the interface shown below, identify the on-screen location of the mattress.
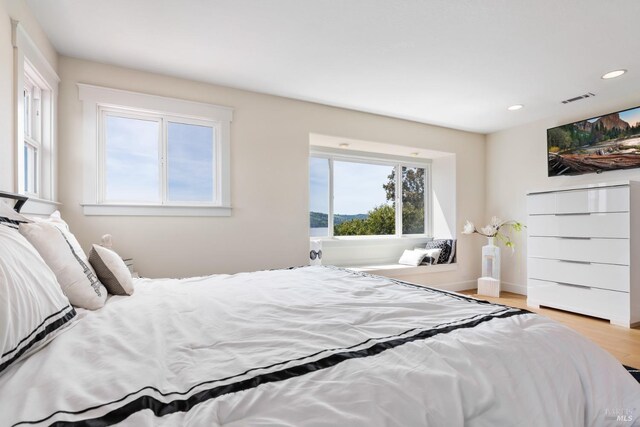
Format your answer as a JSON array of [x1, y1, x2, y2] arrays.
[[1, 266, 638, 426]]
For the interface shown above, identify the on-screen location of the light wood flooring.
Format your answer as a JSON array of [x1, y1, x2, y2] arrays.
[[460, 290, 640, 368]]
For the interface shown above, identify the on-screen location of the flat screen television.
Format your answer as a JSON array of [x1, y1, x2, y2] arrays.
[[547, 105, 640, 176]]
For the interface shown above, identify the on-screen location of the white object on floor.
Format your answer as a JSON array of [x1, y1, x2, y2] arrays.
[[477, 276, 500, 297]]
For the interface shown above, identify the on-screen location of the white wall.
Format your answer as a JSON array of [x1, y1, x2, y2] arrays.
[[58, 56, 487, 286], [486, 100, 640, 294], [0, 0, 57, 192]]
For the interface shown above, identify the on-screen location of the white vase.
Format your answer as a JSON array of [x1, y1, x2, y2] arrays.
[[481, 237, 500, 281]]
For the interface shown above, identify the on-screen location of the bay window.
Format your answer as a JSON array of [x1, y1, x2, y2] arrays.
[[309, 152, 431, 238]]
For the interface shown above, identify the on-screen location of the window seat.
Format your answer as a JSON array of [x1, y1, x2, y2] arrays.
[[346, 263, 457, 277]]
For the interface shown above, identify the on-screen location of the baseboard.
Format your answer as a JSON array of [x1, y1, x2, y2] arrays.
[[501, 281, 527, 295], [425, 280, 476, 293]]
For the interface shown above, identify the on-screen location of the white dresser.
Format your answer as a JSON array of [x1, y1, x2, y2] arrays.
[[526, 181, 640, 327]]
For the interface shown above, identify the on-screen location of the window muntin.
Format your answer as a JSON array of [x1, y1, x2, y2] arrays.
[[309, 154, 430, 238], [99, 107, 217, 206]]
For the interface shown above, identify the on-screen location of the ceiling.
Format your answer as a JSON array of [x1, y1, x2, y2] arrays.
[[26, 0, 640, 133]]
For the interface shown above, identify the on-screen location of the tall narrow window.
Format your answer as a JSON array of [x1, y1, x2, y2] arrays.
[[309, 154, 429, 238], [14, 21, 60, 211], [23, 75, 42, 195]]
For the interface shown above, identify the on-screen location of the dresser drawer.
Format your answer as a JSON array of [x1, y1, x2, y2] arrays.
[[527, 193, 556, 215], [528, 212, 629, 238], [528, 236, 629, 265], [528, 279, 629, 321], [528, 186, 629, 215], [528, 258, 629, 292], [557, 186, 629, 214]]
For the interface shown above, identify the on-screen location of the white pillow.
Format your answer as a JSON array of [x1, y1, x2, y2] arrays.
[[88, 244, 134, 296], [399, 249, 425, 266], [0, 225, 76, 376], [415, 248, 442, 265], [19, 222, 107, 310], [398, 248, 442, 266]]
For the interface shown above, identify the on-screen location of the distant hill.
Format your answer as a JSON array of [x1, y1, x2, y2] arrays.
[[310, 212, 368, 228]]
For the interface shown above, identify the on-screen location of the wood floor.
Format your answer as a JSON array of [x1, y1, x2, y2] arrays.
[[460, 290, 640, 368]]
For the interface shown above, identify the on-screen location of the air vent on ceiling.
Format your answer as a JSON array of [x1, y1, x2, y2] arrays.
[[561, 92, 595, 104]]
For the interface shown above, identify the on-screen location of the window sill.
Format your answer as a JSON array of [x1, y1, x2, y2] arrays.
[[347, 263, 457, 276], [314, 235, 431, 245], [81, 203, 231, 217]]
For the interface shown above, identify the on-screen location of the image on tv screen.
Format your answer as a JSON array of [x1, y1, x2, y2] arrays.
[[547, 105, 640, 176]]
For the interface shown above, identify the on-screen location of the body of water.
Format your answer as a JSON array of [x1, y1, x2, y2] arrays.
[[310, 227, 328, 237]]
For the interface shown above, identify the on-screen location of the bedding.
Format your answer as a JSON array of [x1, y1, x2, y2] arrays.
[[19, 222, 107, 310], [0, 225, 76, 376], [89, 244, 134, 295], [0, 266, 638, 426]]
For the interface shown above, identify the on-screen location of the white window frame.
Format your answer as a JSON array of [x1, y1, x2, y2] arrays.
[[310, 147, 432, 240], [12, 20, 60, 215], [79, 84, 233, 217]]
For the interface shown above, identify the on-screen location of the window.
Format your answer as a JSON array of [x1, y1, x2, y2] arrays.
[[79, 85, 232, 216], [309, 152, 430, 238], [23, 74, 42, 195], [101, 109, 215, 205], [13, 21, 59, 212]]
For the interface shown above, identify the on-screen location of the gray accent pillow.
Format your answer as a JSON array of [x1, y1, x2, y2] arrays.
[[88, 244, 134, 296]]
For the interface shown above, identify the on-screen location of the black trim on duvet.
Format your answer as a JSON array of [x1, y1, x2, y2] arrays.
[[0, 305, 76, 375], [37, 307, 529, 427]]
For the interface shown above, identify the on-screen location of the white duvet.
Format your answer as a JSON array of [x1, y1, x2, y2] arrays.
[[0, 266, 638, 426]]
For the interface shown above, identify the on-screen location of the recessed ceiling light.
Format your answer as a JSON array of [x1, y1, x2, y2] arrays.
[[410, 152, 420, 157], [601, 69, 627, 79], [507, 104, 523, 111], [338, 143, 349, 148]]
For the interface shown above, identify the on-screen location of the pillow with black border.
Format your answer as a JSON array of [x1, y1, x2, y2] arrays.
[[19, 222, 107, 310], [0, 225, 76, 376], [89, 244, 134, 296]]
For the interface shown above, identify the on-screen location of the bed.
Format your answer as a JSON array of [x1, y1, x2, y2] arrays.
[[1, 263, 639, 426], [0, 192, 639, 426]]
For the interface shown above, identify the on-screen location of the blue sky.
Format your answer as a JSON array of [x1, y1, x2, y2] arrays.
[[105, 116, 214, 202], [309, 158, 393, 215], [587, 107, 640, 126], [106, 116, 160, 202], [619, 108, 640, 126], [167, 122, 214, 202]]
